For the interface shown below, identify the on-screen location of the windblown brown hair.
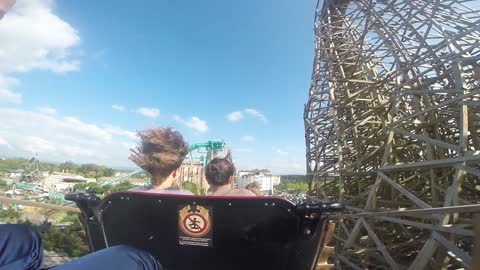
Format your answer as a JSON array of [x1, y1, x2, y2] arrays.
[[245, 181, 263, 196], [129, 127, 188, 185], [205, 151, 235, 186]]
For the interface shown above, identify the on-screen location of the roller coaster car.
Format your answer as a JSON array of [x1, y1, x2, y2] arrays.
[[65, 191, 343, 270]]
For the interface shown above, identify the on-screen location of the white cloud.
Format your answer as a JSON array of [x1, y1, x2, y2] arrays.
[[112, 104, 125, 111], [0, 88, 21, 104], [22, 136, 56, 153], [63, 117, 112, 142], [0, 108, 136, 167], [226, 111, 243, 122], [0, 75, 21, 103], [0, 136, 10, 147], [38, 106, 56, 115], [104, 125, 137, 140], [174, 115, 209, 133], [59, 145, 95, 157], [0, 0, 80, 74], [136, 107, 160, 118], [241, 135, 255, 142], [226, 108, 267, 123], [244, 108, 267, 123], [0, 0, 80, 106]]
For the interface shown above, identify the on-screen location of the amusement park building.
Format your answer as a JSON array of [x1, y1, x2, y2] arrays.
[[236, 169, 280, 194], [180, 162, 208, 190]]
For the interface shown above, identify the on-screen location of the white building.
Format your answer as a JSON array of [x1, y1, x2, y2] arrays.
[[236, 169, 280, 194]]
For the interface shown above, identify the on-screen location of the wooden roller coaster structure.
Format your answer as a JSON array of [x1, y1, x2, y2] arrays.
[[304, 0, 480, 269]]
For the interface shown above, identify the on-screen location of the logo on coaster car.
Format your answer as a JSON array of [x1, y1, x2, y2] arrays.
[[178, 205, 212, 238]]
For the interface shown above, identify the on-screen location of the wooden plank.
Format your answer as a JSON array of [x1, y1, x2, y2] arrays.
[[335, 255, 363, 270], [432, 231, 472, 268], [459, 101, 480, 106], [379, 216, 474, 236], [391, 89, 480, 126], [0, 197, 80, 213], [393, 128, 461, 151], [455, 164, 480, 177], [377, 171, 431, 209], [408, 238, 438, 270], [397, 89, 460, 95], [330, 204, 480, 219], [344, 219, 362, 248], [473, 215, 480, 268], [361, 218, 400, 270], [380, 154, 480, 171]]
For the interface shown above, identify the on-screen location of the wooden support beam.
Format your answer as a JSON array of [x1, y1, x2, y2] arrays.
[[391, 89, 480, 127], [361, 218, 400, 270], [380, 154, 480, 171], [408, 238, 438, 270], [432, 231, 472, 268], [455, 164, 480, 177], [379, 216, 474, 236], [377, 171, 431, 209], [393, 128, 461, 151], [335, 255, 363, 270], [331, 204, 480, 219]]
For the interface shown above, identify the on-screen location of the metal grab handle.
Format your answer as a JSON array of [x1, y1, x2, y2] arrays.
[[296, 202, 344, 213], [65, 193, 101, 219], [65, 192, 100, 203]]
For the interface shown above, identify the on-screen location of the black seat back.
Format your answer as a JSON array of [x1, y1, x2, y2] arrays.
[[69, 191, 338, 270]]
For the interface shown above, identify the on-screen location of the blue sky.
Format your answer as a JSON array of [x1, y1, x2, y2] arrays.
[[0, 0, 317, 174]]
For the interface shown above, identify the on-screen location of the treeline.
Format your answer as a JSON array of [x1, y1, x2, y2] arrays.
[[73, 181, 135, 196], [280, 175, 306, 182], [0, 158, 115, 179], [58, 161, 115, 179], [73, 181, 205, 196], [275, 181, 308, 193]]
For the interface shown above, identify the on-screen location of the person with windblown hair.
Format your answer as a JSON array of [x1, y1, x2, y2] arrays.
[[129, 127, 193, 194]]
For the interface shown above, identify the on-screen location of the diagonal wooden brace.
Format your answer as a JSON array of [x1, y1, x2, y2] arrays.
[[316, 222, 336, 270]]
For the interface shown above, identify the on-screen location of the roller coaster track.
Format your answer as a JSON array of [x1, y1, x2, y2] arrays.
[[304, 0, 480, 269]]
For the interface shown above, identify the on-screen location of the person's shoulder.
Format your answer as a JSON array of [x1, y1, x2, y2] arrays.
[[227, 188, 256, 196], [160, 189, 194, 195], [130, 187, 193, 195]]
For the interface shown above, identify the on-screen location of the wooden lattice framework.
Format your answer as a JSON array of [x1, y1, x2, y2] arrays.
[[304, 0, 480, 269]]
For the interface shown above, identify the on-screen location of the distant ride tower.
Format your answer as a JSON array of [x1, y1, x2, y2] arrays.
[[304, 0, 480, 269]]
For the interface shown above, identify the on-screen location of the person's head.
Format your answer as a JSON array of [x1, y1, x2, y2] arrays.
[[129, 127, 188, 188], [245, 181, 263, 196], [205, 155, 235, 187]]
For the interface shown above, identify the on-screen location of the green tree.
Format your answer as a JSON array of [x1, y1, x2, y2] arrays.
[[182, 181, 203, 195], [85, 183, 105, 194], [0, 208, 21, 222], [73, 183, 88, 191], [103, 168, 115, 177], [0, 179, 8, 187], [39, 220, 89, 257], [73, 182, 105, 195], [104, 181, 134, 193], [59, 161, 79, 172], [62, 213, 80, 223]]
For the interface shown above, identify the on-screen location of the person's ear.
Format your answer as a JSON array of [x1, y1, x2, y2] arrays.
[[228, 175, 234, 185], [173, 168, 181, 178]]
